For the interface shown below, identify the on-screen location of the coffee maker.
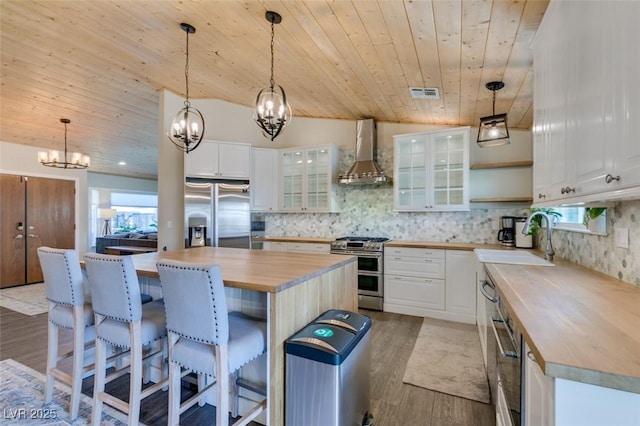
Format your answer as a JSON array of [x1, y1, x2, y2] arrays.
[[497, 216, 516, 247]]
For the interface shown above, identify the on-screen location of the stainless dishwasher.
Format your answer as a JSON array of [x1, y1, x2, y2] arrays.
[[481, 274, 522, 426]]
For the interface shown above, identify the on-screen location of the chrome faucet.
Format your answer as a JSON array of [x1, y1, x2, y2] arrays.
[[523, 212, 555, 261]]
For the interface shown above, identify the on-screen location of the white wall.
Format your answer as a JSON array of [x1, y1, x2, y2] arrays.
[[0, 141, 88, 253]]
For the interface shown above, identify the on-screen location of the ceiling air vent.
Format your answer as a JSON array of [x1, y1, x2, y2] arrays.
[[409, 87, 440, 100]]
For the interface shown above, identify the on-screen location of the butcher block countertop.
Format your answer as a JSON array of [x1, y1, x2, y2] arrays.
[[384, 240, 504, 251], [123, 246, 355, 293], [254, 236, 335, 244], [485, 259, 640, 394]]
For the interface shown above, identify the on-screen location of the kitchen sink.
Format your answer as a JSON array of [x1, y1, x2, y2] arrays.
[[474, 249, 555, 267]]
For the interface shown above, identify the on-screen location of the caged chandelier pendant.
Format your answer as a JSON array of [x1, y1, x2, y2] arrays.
[[38, 118, 90, 169], [254, 11, 291, 141], [477, 81, 511, 147], [167, 23, 205, 154]]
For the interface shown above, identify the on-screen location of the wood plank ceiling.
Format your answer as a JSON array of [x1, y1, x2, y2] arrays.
[[0, 0, 549, 179]]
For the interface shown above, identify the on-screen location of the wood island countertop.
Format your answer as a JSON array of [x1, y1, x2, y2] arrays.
[[485, 259, 640, 394], [124, 246, 356, 293]]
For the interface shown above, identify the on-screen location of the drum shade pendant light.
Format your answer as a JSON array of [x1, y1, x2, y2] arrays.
[[167, 23, 205, 153], [38, 118, 90, 169], [477, 81, 511, 147], [254, 11, 291, 141]]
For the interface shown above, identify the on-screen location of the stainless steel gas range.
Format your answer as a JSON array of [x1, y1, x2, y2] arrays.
[[330, 236, 389, 311]]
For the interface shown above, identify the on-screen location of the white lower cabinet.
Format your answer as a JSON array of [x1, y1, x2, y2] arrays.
[[523, 339, 640, 426], [524, 341, 554, 426], [444, 251, 476, 323], [476, 259, 488, 368], [385, 275, 445, 313], [262, 241, 329, 253], [262, 241, 287, 251], [383, 247, 475, 324], [285, 242, 330, 253]]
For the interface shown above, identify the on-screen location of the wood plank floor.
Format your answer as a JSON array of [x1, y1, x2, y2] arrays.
[[0, 305, 494, 425]]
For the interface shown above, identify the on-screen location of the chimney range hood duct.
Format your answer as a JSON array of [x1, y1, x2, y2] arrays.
[[339, 119, 389, 185]]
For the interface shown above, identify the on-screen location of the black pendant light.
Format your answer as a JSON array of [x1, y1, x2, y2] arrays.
[[477, 81, 511, 147], [254, 11, 291, 141], [38, 118, 90, 169], [167, 23, 205, 153]]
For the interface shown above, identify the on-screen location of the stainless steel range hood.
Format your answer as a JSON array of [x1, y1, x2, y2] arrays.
[[339, 119, 389, 185]]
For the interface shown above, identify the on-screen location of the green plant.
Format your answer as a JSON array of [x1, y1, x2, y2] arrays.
[[526, 207, 562, 235], [583, 207, 606, 227]]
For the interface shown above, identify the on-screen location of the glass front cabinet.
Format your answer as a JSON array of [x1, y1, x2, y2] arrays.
[[393, 127, 469, 211], [279, 145, 340, 212]]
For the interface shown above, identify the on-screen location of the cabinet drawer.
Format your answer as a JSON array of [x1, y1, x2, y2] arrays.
[[384, 247, 445, 259], [287, 242, 330, 253], [385, 275, 445, 310], [263, 242, 287, 251], [385, 256, 445, 279]]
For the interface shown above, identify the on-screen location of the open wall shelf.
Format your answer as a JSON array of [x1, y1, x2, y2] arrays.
[[470, 160, 533, 170]]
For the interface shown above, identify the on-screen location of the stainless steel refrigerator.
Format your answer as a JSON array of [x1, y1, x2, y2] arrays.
[[184, 179, 251, 249]]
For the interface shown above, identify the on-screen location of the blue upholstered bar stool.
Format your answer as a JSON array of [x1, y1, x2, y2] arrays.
[[156, 259, 267, 426], [37, 247, 95, 421], [83, 253, 167, 426]]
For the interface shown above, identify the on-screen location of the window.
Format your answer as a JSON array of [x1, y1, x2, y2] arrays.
[[110, 193, 158, 233], [552, 207, 607, 234]]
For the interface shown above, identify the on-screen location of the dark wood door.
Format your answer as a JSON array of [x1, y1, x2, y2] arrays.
[[0, 174, 75, 287], [0, 175, 27, 288], [26, 177, 75, 283]]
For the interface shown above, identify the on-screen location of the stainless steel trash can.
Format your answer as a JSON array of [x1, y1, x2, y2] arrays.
[[285, 309, 373, 426]]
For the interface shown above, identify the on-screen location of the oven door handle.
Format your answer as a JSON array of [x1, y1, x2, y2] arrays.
[[491, 317, 519, 359], [480, 279, 499, 303]]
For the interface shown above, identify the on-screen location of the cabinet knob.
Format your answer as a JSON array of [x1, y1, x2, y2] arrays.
[[561, 186, 575, 194], [538, 193, 546, 199], [605, 173, 621, 184]]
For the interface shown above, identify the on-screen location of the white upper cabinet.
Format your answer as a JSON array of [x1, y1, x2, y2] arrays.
[[393, 127, 469, 211], [184, 140, 251, 179], [532, 1, 640, 205], [250, 148, 278, 212], [278, 145, 340, 212]]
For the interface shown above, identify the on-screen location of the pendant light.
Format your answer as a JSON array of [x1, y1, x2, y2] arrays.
[[477, 81, 511, 147], [254, 11, 291, 141], [38, 118, 90, 169], [167, 23, 205, 153]]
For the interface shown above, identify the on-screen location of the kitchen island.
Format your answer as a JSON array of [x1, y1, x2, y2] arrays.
[[124, 247, 358, 426]]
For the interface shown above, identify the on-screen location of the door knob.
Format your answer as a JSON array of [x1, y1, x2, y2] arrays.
[[28, 233, 38, 238], [14, 234, 24, 239]]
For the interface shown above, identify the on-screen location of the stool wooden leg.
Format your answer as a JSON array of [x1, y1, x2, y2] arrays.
[[128, 322, 142, 426], [92, 328, 107, 426], [45, 318, 57, 405], [216, 345, 230, 426], [69, 307, 85, 420], [167, 332, 180, 426]]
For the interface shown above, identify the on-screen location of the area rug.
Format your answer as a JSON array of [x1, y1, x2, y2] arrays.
[[0, 359, 128, 425], [402, 318, 490, 404], [0, 283, 48, 316]]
